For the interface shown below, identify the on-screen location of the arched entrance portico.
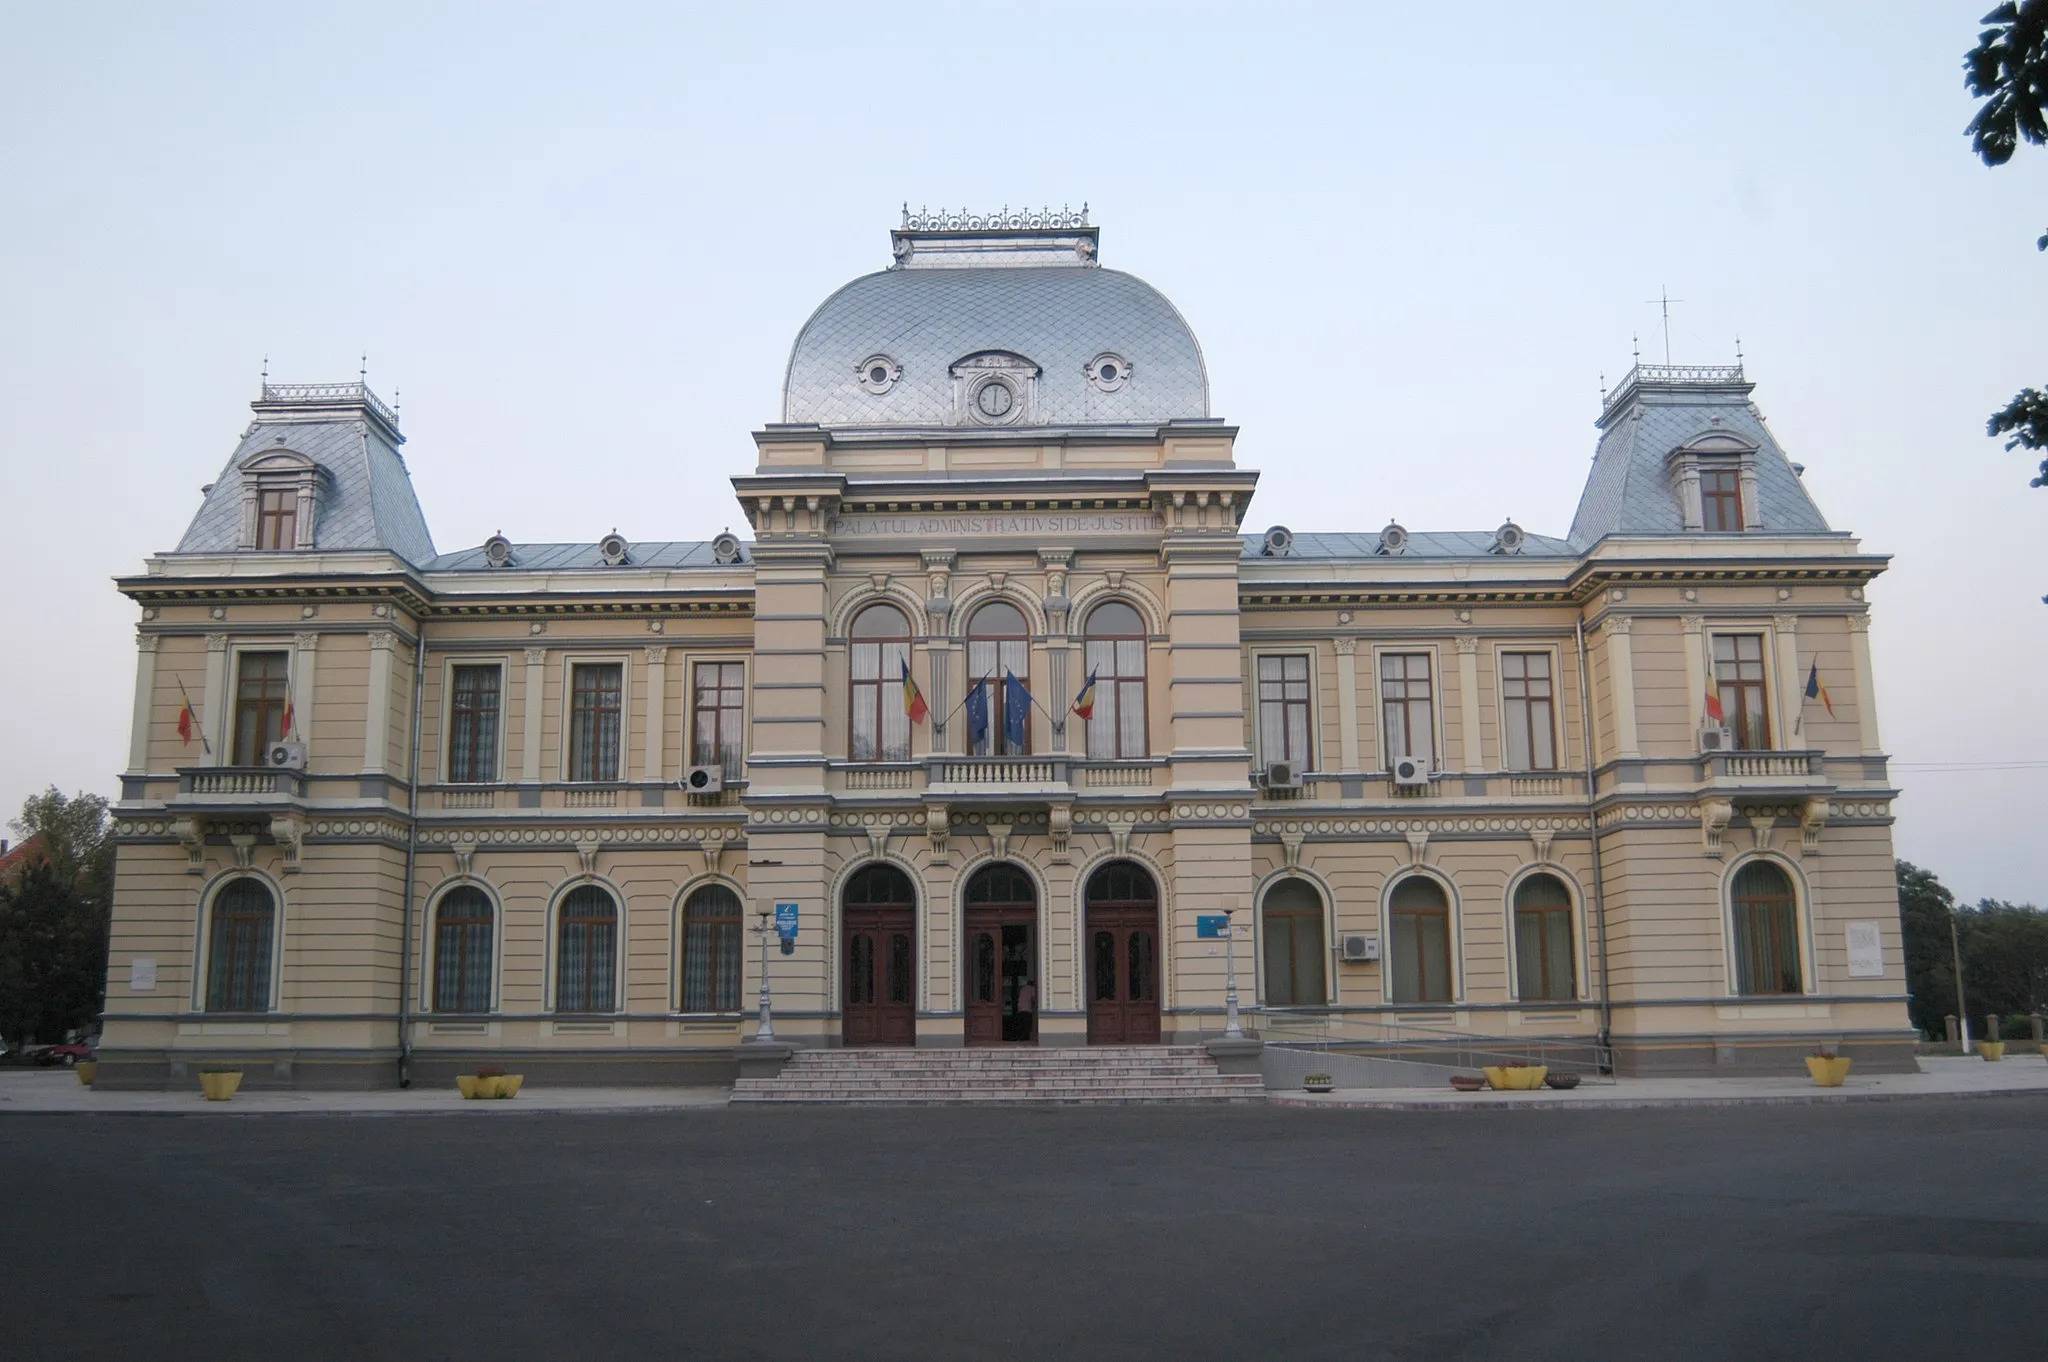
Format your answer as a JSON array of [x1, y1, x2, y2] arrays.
[[1084, 860, 1161, 1044], [964, 862, 1037, 1045], [842, 863, 916, 1047]]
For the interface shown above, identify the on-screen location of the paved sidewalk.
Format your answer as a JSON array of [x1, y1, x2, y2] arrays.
[[0, 1069, 730, 1115], [1269, 1052, 2048, 1109]]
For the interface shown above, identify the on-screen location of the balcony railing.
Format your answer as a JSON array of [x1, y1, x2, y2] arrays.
[[1705, 750, 1827, 782], [930, 758, 1061, 785], [177, 767, 303, 799]]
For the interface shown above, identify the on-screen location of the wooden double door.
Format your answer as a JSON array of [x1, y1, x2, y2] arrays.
[[1084, 861, 1161, 1045], [964, 863, 1037, 1045], [842, 864, 916, 1047]]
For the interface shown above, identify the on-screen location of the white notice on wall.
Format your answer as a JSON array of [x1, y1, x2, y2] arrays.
[[1845, 923, 1884, 979], [129, 957, 157, 993]]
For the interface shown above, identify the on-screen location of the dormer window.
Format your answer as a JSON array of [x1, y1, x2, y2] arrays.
[[236, 449, 323, 551], [1666, 432, 1761, 534], [1700, 467, 1744, 532]]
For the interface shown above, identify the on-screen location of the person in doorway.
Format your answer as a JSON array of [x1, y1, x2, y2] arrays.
[[1015, 978, 1037, 1042]]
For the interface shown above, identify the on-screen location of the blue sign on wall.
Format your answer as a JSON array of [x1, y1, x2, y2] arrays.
[[1195, 914, 1229, 940], [775, 902, 800, 942]]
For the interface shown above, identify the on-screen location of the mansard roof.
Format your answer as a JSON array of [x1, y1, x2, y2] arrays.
[[426, 540, 741, 572], [1243, 529, 1578, 561], [1568, 365, 1831, 546], [173, 383, 436, 565]]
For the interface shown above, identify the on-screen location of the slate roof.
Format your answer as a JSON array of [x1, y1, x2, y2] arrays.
[[1242, 530, 1579, 561], [1568, 371, 1830, 546], [173, 388, 436, 565], [425, 541, 745, 572], [783, 266, 1209, 428]]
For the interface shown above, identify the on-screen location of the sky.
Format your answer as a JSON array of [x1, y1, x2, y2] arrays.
[[0, 3, 2041, 903]]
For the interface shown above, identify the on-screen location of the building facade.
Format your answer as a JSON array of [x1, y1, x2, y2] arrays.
[[98, 210, 1911, 1088]]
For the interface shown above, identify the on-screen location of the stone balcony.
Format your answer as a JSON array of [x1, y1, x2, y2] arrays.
[[172, 766, 305, 809]]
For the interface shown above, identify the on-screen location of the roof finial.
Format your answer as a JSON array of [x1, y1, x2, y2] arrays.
[[260, 352, 268, 392], [1734, 335, 1744, 368], [359, 352, 368, 382], [393, 387, 401, 420], [1598, 371, 1607, 402], [1631, 332, 1640, 365]]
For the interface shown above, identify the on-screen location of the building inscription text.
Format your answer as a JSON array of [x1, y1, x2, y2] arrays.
[[829, 512, 1162, 538]]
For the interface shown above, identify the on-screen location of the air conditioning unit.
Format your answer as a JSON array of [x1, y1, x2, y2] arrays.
[[1340, 933, 1381, 963], [683, 765, 724, 795], [266, 740, 307, 771], [1698, 725, 1734, 754], [1262, 760, 1302, 790], [1392, 754, 1431, 787]]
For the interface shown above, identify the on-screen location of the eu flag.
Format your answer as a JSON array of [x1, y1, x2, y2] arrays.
[[1003, 669, 1030, 750], [965, 674, 990, 751]]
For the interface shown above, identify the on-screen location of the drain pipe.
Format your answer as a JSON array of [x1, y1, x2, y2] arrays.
[[1575, 620, 1613, 1059], [396, 626, 426, 1088]]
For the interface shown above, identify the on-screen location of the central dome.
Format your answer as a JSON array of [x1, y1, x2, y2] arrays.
[[781, 213, 1209, 430]]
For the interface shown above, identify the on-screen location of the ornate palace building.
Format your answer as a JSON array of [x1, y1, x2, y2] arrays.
[[98, 209, 1911, 1088]]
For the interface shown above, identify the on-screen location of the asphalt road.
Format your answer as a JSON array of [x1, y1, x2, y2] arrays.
[[3, 1098, 2044, 1362]]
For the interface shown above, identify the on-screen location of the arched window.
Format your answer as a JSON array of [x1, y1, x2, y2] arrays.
[[1512, 873, 1575, 1002], [1083, 601, 1147, 759], [1388, 876, 1452, 1005], [556, 885, 618, 1013], [967, 601, 1030, 756], [680, 884, 743, 1012], [433, 885, 493, 1013], [206, 877, 276, 1012], [849, 604, 912, 762], [1262, 879, 1326, 1006], [1731, 861, 1802, 995]]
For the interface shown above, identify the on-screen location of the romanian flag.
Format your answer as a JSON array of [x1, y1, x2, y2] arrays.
[[1071, 668, 1098, 720], [1804, 662, 1835, 719], [900, 657, 928, 724], [1704, 684, 1725, 726], [282, 700, 296, 737], [178, 698, 197, 745]]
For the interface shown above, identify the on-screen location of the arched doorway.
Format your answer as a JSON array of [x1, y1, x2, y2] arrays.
[[964, 863, 1037, 1045], [842, 864, 917, 1046], [1084, 860, 1161, 1044]]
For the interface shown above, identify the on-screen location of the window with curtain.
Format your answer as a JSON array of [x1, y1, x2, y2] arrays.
[[1513, 873, 1575, 1002], [1388, 876, 1452, 1005], [693, 661, 745, 777], [448, 664, 501, 783], [231, 650, 291, 765], [1501, 651, 1556, 771], [1731, 861, 1802, 995], [1083, 600, 1147, 759], [568, 662, 623, 781], [680, 884, 743, 1012], [848, 605, 911, 762], [1380, 653, 1434, 769], [206, 877, 276, 1012], [1255, 655, 1311, 767], [556, 885, 618, 1012], [1261, 878, 1327, 1006], [1712, 634, 1771, 750], [967, 600, 1030, 756], [433, 885, 494, 1012], [1701, 466, 1744, 531]]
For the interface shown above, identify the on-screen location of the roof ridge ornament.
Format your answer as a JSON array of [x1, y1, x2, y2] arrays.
[[900, 203, 1089, 232]]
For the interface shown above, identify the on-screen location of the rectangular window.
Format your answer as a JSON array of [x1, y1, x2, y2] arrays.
[[1500, 651, 1557, 771], [1380, 653, 1435, 769], [1712, 634, 1771, 750], [1255, 655, 1312, 768], [231, 650, 291, 765], [447, 664, 501, 783], [1701, 468, 1744, 532], [693, 661, 746, 777], [256, 488, 297, 550], [568, 662, 623, 782]]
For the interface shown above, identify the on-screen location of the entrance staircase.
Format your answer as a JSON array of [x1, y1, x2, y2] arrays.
[[729, 1045, 1265, 1106]]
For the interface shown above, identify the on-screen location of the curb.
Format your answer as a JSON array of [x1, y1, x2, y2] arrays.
[[1266, 1086, 2048, 1112]]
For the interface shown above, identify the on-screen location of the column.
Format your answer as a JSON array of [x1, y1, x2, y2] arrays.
[[1847, 614, 1884, 755], [1680, 616, 1706, 732], [363, 631, 395, 774], [521, 647, 546, 783], [1604, 615, 1640, 760], [643, 646, 668, 782], [202, 634, 229, 765], [128, 634, 160, 774], [1455, 635, 1483, 773], [292, 632, 320, 747], [1334, 637, 1361, 774], [1772, 615, 1802, 749]]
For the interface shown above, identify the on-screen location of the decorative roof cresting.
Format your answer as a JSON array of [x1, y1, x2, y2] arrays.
[[900, 204, 1089, 232]]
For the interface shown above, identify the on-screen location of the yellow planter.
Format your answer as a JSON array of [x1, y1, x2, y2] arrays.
[[75, 1062, 98, 1087], [498, 1075, 524, 1097], [1979, 1042, 2006, 1062], [460, 1074, 523, 1099], [457, 1075, 481, 1099], [1483, 1065, 1548, 1091], [199, 1071, 243, 1101], [1805, 1056, 1852, 1087]]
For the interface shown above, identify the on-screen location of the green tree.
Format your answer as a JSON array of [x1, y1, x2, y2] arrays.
[[0, 788, 114, 1046], [1960, 898, 2048, 1028], [1896, 859, 1959, 1037], [1965, 1, 2048, 496]]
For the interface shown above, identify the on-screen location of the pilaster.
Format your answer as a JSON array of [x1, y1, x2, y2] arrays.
[[202, 634, 228, 766], [292, 632, 319, 746], [363, 631, 395, 774], [1455, 635, 1483, 773], [1604, 614, 1640, 760], [1771, 614, 1801, 748], [128, 634, 159, 774], [643, 646, 667, 782], [1847, 613, 1883, 755], [520, 647, 546, 784], [1334, 637, 1361, 774]]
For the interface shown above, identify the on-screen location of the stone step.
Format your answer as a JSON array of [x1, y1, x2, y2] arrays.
[[733, 1043, 1264, 1106]]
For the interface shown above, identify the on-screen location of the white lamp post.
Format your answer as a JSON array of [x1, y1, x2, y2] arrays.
[[752, 907, 776, 1042], [1222, 905, 1244, 1040]]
